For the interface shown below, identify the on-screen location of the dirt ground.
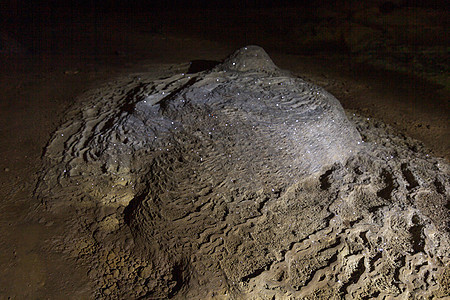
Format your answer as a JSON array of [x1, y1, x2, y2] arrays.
[[0, 2, 448, 298]]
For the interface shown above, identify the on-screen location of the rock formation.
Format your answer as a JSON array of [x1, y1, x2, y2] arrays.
[[37, 46, 449, 299]]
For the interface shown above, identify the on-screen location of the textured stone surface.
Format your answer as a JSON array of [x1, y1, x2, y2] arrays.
[[43, 46, 361, 193], [37, 46, 449, 299]]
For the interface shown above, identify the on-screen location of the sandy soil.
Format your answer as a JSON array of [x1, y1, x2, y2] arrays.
[[0, 2, 448, 298]]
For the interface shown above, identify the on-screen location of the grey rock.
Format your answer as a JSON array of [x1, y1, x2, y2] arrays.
[[216, 45, 279, 73], [108, 46, 357, 176]]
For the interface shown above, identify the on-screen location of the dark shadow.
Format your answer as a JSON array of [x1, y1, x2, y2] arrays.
[[187, 60, 220, 73]]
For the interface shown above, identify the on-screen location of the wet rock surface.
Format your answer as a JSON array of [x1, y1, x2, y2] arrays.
[[37, 46, 449, 298]]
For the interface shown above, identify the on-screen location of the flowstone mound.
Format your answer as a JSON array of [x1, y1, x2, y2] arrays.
[[37, 46, 449, 299]]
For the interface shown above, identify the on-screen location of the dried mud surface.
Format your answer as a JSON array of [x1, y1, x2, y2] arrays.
[[35, 47, 449, 299]]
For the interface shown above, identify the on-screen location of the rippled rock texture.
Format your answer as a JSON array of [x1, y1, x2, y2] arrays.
[[38, 46, 449, 299]]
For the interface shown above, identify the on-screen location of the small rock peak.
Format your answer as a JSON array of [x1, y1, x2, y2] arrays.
[[218, 45, 279, 73]]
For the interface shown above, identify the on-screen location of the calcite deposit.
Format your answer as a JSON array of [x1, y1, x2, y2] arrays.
[[37, 46, 449, 299]]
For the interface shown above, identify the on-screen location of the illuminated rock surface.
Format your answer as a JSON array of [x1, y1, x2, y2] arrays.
[[38, 46, 449, 299]]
